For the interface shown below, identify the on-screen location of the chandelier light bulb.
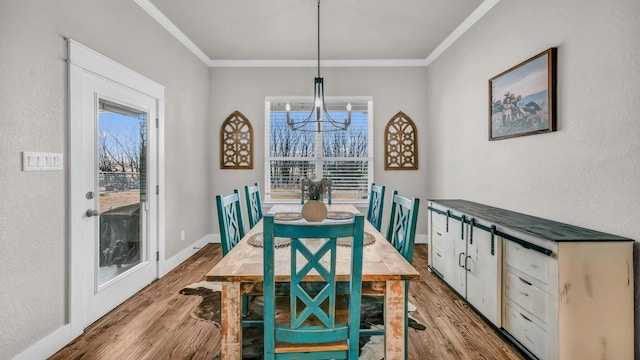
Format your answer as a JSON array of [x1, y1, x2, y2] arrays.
[[285, 102, 291, 112], [315, 97, 322, 108], [346, 102, 352, 112]]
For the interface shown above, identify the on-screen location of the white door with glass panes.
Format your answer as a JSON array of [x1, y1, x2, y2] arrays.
[[69, 40, 163, 328]]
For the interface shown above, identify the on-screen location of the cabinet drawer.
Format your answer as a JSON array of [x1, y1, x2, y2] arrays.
[[431, 211, 448, 232], [504, 240, 549, 284], [431, 227, 446, 249], [431, 230, 446, 273], [504, 270, 548, 324], [503, 300, 548, 360], [432, 246, 447, 276]]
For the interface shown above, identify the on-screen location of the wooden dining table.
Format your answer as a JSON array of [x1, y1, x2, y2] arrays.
[[206, 204, 421, 359]]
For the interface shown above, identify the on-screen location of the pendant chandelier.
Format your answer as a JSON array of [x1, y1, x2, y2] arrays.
[[286, 0, 352, 132]]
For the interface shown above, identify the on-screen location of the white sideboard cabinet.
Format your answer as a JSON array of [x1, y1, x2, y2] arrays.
[[427, 200, 634, 360]]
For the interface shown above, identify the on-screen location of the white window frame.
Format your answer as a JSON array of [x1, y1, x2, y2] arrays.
[[264, 96, 373, 204]]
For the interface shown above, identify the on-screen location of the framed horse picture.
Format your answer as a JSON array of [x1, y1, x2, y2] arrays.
[[489, 48, 557, 141]]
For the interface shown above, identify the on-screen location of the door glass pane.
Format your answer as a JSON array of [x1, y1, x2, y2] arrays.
[[97, 99, 147, 286]]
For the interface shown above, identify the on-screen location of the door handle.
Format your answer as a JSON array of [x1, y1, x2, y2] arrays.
[[465, 255, 472, 272], [458, 252, 465, 268], [86, 209, 101, 217]]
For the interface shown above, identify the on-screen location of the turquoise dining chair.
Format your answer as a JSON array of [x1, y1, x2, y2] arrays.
[[385, 191, 420, 264], [215, 189, 250, 317], [366, 183, 386, 231], [361, 191, 420, 359], [244, 182, 263, 229], [215, 189, 246, 256], [262, 213, 364, 359]]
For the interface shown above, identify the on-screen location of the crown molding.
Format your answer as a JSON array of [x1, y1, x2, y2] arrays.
[[134, 0, 212, 66], [209, 58, 429, 68], [135, 0, 500, 68], [425, 0, 501, 66]]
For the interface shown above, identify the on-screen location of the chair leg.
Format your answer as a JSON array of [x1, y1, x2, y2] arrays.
[[403, 281, 409, 360], [242, 295, 249, 317]]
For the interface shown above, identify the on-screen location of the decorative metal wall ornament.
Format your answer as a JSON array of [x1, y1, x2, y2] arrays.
[[384, 111, 418, 170], [220, 110, 253, 169]]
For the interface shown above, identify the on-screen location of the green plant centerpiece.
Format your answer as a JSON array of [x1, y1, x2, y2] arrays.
[[301, 177, 330, 222], [305, 178, 330, 200]]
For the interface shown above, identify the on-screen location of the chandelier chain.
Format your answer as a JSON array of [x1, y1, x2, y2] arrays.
[[285, 0, 352, 132]]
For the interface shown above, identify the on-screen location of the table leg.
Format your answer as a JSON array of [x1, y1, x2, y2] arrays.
[[220, 282, 242, 359], [385, 280, 406, 360]]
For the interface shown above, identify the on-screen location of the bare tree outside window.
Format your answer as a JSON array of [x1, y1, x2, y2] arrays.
[[98, 99, 147, 210], [266, 98, 373, 202]]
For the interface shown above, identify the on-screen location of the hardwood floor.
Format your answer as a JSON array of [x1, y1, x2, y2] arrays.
[[50, 244, 526, 359]]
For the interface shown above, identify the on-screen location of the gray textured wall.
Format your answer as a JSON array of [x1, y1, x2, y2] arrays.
[[209, 66, 430, 235], [424, 0, 640, 356], [0, 0, 211, 358]]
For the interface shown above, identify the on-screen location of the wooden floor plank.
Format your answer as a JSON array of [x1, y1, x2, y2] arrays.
[[50, 244, 525, 359]]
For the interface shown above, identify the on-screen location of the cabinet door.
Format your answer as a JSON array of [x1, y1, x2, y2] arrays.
[[465, 225, 499, 325], [449, 217, 466, 297]]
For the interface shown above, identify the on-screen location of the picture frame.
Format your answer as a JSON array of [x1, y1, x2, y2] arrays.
[[489, 47, 557, 141]]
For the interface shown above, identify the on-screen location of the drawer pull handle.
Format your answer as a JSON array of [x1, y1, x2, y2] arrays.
[[437, 253, 443, 258], [525, 335, 535, 345], [520, 312, 533, 322], [519, 291, 529, 297], [436, 231, 442, 236], [458, 252, 465, 268], [519, 277, 533, 286]]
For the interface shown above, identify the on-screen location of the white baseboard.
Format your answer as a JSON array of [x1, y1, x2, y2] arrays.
[[415, 233, 428, 244], [161, 234, 215, 277], [12, 323, 72, 360]]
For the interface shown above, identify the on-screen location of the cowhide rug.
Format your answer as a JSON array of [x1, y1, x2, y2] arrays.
[[180, 282, 425, 359]]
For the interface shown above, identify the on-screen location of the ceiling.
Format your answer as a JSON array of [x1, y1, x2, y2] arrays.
[[138, 0, 497, 67]]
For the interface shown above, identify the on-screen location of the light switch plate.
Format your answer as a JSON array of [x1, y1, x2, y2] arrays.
[[22, 152, 64, 171]]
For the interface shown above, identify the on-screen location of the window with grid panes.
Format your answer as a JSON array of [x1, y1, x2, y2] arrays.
[[264, 97, 373, 203]]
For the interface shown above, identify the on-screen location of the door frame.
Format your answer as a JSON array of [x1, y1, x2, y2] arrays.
[[68, 39, 166, 336]]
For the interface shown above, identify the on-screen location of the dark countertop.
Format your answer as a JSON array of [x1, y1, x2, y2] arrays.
[[428, 199, 633, 242]]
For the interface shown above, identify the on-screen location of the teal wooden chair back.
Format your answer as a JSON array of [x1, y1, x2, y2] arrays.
[[215, 189, 246, 256], [300, 178, 332, 204], [244, 182, 263, 229], [262, 214, 364, 359], [366, 183, 386, 231], [386, 191, 420, 263]]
